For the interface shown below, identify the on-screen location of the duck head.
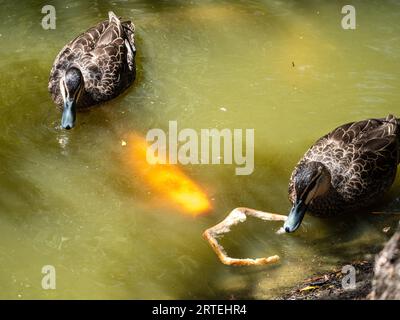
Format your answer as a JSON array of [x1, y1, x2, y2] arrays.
[[59, 67, 84, 130], [284, 161, 331, 233]]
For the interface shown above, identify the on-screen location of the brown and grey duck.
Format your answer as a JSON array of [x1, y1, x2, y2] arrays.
[[284, 114, 400, 233], [48, 11, 136, 129]]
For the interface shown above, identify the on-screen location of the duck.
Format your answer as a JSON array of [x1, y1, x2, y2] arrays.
[[284, 114, 400, 233], [48, 11, 136, 129]]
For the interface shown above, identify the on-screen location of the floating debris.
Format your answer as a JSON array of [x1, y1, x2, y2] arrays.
[[300, 285, 318, 292], [383, 226, 391, 233]]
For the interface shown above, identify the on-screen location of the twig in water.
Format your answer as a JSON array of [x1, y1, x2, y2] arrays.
[[371, 211, 400, 215], [202, 207, 287, 266]]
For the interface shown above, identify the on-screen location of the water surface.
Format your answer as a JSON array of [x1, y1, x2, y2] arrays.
[[0, 0, 400, 299]]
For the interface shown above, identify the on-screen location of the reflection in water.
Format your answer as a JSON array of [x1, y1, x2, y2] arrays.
[[0, 0, 399, 299], [57, 133, 70, 151]]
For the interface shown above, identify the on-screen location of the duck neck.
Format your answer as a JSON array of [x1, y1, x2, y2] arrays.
[[308, 181, 341, 217]]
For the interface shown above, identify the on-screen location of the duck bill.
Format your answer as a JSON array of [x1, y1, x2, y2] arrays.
[[61, 98, 76, 130], [284, 200, 307, 233]]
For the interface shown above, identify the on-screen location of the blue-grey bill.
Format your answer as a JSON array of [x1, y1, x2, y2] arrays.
[[61, 100, 76, 130], [283, 200, 307, 233]]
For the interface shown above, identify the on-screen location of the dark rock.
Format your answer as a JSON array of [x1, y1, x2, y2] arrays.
[[370, 223, 400, 300]]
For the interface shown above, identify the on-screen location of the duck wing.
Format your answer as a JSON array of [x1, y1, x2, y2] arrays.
[[334, 115, 399, 199], [327, 115, 398, 164], [95, 12, 136, 72], [78, 11, 135, 100], [328, 115, 398, 145], [302, 115, 398, 199]]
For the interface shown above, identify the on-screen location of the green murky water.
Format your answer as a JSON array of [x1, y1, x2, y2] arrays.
[[0, 0, 400, 299]]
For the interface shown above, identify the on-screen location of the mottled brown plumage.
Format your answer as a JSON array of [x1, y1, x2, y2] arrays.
[[48, 11, 136, 126], [288, 115, 400, 217]]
